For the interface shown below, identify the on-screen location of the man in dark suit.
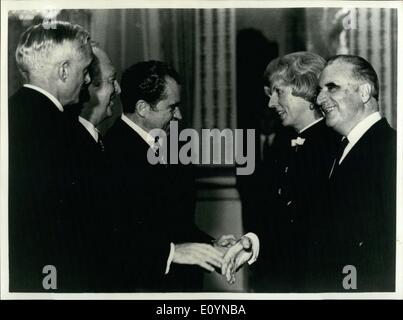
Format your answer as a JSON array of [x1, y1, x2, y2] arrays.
[[65, 44, 122, 291], [316, 55, 396, 292], [9, 21, 93, 291], [252, 52, 340, 292], [104, 61, 227, 292]]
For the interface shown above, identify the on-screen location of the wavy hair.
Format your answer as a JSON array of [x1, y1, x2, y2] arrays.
[[263, 51, 325, 104], [15, 21, 91, 81]]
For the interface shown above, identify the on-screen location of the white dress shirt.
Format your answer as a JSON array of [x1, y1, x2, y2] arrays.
[[121, 114, 156, 148], [78, 116, 99, 142], [339, 112, 382, 164], [23, 84, 64, 112]]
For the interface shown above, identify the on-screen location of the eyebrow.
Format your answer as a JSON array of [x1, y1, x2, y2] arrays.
[[169, 102, 181, 109], [319, 82, 340, 90]]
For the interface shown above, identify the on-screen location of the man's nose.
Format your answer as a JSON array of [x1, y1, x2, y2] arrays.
[[173, 107, 182, 120], [114, 80, 121, 95], [268, 94, 278, 109]]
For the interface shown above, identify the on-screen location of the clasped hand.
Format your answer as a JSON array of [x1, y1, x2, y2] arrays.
[[172, 234, 255, 284], [213, 234, 254, 284]]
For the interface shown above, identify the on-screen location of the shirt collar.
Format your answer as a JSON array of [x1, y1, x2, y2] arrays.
[[121, 114, 156, 148], [346, 112, 382, 146], [299, 117, 324, 134], [78, 116, 99, 142], [23, 84, 64, 112]]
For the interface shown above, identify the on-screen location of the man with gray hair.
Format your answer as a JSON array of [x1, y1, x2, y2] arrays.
[[316, 55, 396, 291], [66, 43, 123, 291], [9, 21, 93, 292]]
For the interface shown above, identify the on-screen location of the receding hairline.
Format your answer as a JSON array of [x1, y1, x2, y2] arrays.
[[15, 21, 92, 75], [324, 59, 363, 84]]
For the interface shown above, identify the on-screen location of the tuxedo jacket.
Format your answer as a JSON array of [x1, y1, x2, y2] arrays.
[[255, 119, 340, 292], [319, 118, 396, 292], [104, 119, 210, 292], [8, 87, 82, 292]]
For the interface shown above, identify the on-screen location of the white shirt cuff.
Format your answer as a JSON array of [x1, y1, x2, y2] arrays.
[[165, 242, 175, 274], [243, 232, 260, 265]]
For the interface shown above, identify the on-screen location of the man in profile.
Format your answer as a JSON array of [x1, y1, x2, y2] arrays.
[[66, 43, 122, 291], [104, 61, 223, 291], [105, 61, 259, 291], [9, 21, 93, 291]]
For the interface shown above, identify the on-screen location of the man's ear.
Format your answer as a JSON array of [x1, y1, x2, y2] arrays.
[[58, 61, 69, 82], [359, 83, 372, 104], [135, 100, 150, 117]]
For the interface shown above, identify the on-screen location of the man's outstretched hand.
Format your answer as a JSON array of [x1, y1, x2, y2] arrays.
[[173, 243, 225, 272]]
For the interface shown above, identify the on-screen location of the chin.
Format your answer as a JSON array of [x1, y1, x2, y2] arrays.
[[281, 119, 291, 127], [70, 97, 79, 105]]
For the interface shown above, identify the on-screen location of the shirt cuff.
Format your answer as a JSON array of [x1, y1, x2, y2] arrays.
[[243, 232, 260, 265], [165, 242, 175, 274]]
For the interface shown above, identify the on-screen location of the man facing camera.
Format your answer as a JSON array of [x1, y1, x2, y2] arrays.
[[317, 55, 396, 291], [9, 21, 93, 291]]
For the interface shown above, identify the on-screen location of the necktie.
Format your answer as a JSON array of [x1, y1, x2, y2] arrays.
[[97, 135, 105, 152], [153, 136, 160, 157], [329, 137, 349, 178], [336, 137, 349, 164]]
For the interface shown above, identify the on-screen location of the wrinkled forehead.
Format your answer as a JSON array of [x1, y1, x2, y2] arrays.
[[320, 61, 355, 83]]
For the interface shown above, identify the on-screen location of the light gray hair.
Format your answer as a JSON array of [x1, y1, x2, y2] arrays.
[[15, 21, 91, 82]]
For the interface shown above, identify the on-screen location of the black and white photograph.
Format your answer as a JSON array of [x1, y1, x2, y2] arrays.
[[1, 0, 402, 300]]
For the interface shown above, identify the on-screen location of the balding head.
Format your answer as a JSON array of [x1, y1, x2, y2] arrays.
[[80, 44, 121, 126]]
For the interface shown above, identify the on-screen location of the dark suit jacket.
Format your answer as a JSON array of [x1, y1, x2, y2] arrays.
[[8, 87, 82, 292], [66, 118, 116, 291], [319, 118, 396, 292], [254, 119, 340, 292], [104, 118, 210, 292]]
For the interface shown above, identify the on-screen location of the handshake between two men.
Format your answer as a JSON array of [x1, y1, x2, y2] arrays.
[[172, 233, 259, 284]]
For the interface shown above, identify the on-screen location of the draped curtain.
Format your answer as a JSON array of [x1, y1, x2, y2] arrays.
[[345, 8, 398, 129], [193, 8, 237, 131]]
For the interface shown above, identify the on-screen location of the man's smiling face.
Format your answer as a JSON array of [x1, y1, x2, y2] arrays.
[[317, 61, 365, 135]]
